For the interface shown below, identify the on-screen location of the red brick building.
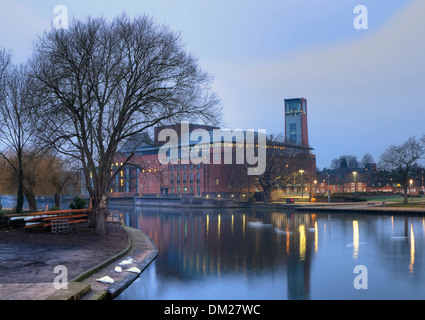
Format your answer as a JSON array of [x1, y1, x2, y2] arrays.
[[111, 123, 316, 198]]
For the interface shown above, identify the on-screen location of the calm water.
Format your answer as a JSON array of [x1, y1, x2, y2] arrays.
[[111, 205, 425, 300]]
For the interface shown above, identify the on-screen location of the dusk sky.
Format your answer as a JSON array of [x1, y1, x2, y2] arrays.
[[0, 0, 424, 169]]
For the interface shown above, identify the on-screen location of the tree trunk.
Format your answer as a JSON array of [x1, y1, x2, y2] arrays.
[[95, 194, 108, 235], [24, 188, 37, 213], [263, 185, 273, 202], [16, 172, 24, 214], [404, 185, 408, 204], [87, 197, 96, 228], [54, 192, 61, 208]]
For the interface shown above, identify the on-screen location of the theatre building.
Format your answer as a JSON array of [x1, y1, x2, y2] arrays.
[[110, 122, 316, 198]]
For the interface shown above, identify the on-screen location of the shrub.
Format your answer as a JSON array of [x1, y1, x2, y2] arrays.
[[70, 197, 88, 209]]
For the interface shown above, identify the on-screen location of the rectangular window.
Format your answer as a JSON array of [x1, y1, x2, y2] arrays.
[[190, 186, 193, 194], [197, 186, 201, 196], [177, 173, 180, 184], [177, 186, 181, 194], [197, 172, 200, 184], [190, 173, 193, 184], [216, 178, 219, 185], [290, 123, 297, 144], [184, 186, 187, 193], [183, 173, 186, 184], [171, 174, 174, 184]]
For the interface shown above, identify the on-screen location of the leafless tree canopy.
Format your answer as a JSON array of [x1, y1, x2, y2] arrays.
[[379, 136, 425, 203], [28, 14, 221, 233], [0, 51, 39, 213]]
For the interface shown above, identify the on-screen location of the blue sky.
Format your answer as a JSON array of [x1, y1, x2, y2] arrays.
[[0, 0, 423, 169]]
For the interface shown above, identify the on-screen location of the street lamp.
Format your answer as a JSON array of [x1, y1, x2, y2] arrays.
[[353, 171, 358, 193], [299, 170, 304, 198], [327, 173, 331, 203], [410, 179, 414, 207]]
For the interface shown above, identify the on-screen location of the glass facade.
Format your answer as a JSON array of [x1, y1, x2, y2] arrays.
[[285, 100, 302, 115], [290, 123, 297, 144]]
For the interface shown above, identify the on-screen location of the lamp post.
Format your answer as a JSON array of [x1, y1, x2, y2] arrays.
[[327, 173, 331, 203], [410, 179, 414, 207], [299, 170, 304, 198], [313, 180, 317, 199], [353, 171, 358, 193]]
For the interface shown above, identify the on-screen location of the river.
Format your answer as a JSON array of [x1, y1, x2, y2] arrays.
[[110, 204, 425, 300]]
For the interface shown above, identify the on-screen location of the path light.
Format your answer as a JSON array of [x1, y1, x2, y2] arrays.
[[352, 171, 358, 193], [299, 170, 304, 198]]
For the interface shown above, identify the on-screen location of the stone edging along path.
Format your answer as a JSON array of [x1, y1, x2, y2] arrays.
[[45, 225, 159, 300]]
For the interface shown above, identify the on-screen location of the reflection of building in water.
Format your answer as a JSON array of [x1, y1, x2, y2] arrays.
[[110, 207, 425, 299], [111, 207, 319, 299], [259, 212, 317, 299], [282, 213, 316, 300], [123, 209, 290, 279]]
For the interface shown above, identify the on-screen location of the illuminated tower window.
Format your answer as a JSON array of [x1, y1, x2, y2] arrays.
[[285, 98, 309, 147]]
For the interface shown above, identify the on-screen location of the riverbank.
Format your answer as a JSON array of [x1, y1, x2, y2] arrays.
[[0, 222, 158, 300], [292, 201, 425, 216]]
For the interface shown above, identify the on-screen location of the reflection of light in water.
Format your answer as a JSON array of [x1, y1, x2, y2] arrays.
[[353, 220, 359, 260], [218, 214, 221, 238], [315, 221, 318, 253], [410, 223, 415, 274], [391, 216, 394, 233], [243, 214, 245, 238], [206, 214, 209, 235], [286, 225, 290, 255], [231, 214, 234, 234], [299, 225, 306, 261]]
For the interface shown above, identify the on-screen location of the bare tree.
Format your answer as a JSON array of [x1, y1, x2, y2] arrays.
[[330, 155, 359, 170], [0, 53, 37, 213], [379, 136, 425, 203], [361, 153, 375, 169], [28, 151, 80, 208], [29, 15, 221, 234], [255, 134, 312, 202]]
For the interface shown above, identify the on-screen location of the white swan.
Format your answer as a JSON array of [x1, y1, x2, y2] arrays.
[[119, 258, 133, 267], [96, 276, 114, 284], [126, 267, 141, 274]]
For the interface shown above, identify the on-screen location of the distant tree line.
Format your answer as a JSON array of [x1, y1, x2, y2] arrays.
[[329, 153, 375, 170], [325, 136, 425, 203]]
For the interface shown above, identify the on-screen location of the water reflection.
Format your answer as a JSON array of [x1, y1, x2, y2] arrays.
[[353, 220, 359, 260], [111, 205, 425, 300], [410, 224, 415, 274]]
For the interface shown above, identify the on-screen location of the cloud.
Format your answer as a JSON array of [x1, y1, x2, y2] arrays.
[[210, 0, 425, 168], [0, 0, 50, 63]]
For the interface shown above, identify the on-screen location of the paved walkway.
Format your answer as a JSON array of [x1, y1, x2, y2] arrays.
[[0, 225, 158, 300], [78, 226, 158, 299], [294, 201, 425, 215]]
